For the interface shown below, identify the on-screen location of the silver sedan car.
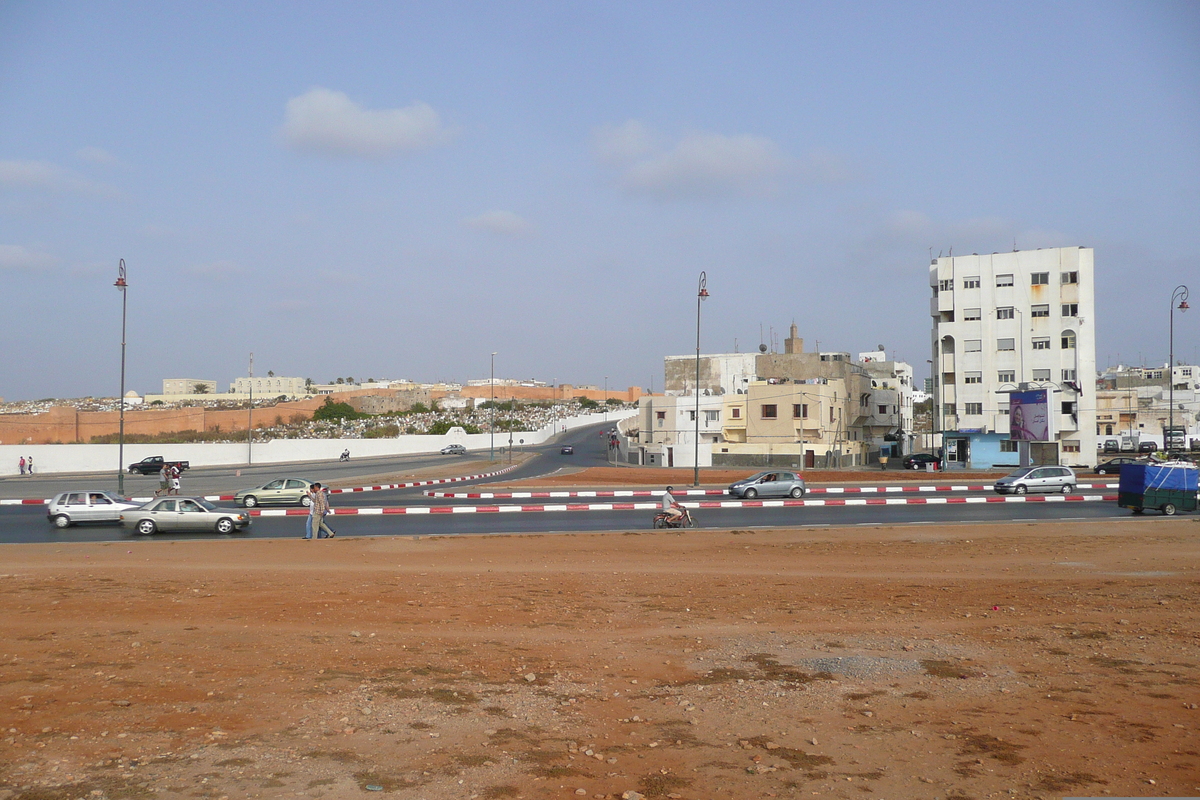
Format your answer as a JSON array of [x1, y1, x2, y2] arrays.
[[727, 471, 807, 499], [47, 490, 141, 528], [120, 497, 251, 535], [235, 478, 314, 508]]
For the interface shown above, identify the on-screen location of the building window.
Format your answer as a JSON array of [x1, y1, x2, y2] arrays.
[[1182, 368, 1193, 377], [656, 411, 665, 428], [963, 277, 981, 289], [1062, 401, 1076, 414], [1061, 271, 1078, 284], [705, 410, 720, 422], [1062, 441, 1081, 453], [1032, 338, 1051, 350], [998, 403, 1010, 415], [997, 306, 1015, 320], [731, 407, 741, 419], [1031, 272, 1049, 285], [1031, 304, 1050, 317], [830, 405, 835, 423], [1062, 369, 1077, 381], [964, 402, 983, 415], [964, 372, 982, 384], [1000, 440, 1018, 452], [1032, 369, 1051, 381], [964, 308, 981, 320], [761, 404, 777, 419], [965, 339, 982, 352], [996, 274, 1014, 287], [1061, 331, 1076, 349], [938, 279, 953, 291], [998, 370, 1015, 383], [998, 338, 1015, 351], [1061, 303, 1078, 317], [688, 410, 696, 421], [792, 404, 806, 419], [944, 403, 956, 416], [876, 404, 887, 415]]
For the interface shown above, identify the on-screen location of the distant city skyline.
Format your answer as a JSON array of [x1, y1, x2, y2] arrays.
[[2, 2, 1198, 401]]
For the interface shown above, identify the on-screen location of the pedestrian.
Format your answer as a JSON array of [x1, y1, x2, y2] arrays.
[[169, 464, 181, 495], [18, 456, 26, 476], [156, 465, 170, 497], [305, 482, 336, 539], [26, 456, 33, 475]]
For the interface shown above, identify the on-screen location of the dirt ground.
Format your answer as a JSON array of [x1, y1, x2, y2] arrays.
[[2, 517, 1198, 800]]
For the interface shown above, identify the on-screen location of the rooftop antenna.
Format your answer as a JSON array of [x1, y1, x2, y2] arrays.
[[1013, 237, 1018, 252], [734, 337, 738, 353]]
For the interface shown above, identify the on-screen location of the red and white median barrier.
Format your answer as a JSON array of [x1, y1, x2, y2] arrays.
[[423, 482, 1118, 499], [2, 464, 522, 506], [248, 492, 1119, 517]]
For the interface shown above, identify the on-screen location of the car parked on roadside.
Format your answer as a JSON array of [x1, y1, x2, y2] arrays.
[[235, 478, 315, 508], [1138, 441, 1159, 454], [993, 466, 1076, 495], [120, 497, 250, 535], [727, 471, 807, 499], [441, 444, 467, 455], [1094, 457, 1146, 475], [47, 490, 141, 528], [901, 453, 940, 470], [1102, 439, 1120, 453]]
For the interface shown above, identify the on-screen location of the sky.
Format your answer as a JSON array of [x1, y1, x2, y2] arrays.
[[1, 1, 1198, 401]]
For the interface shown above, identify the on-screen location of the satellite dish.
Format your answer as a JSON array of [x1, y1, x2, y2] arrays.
[[758, 344, 768, 353]]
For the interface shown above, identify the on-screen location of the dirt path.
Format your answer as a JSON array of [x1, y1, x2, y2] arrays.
[[1, 518, 1198, 799]]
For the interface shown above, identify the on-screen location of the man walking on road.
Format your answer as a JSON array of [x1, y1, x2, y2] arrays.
[[304, 483, 336, 539]]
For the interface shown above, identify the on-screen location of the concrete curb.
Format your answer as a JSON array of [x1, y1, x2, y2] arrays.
[[422, 482, 1119, 499]]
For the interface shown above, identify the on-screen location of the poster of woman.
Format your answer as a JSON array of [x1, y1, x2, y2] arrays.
[[1009, 390, 1050, 441]]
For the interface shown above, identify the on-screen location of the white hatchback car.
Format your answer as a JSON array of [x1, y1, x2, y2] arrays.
[[993, 466, 1077, 495], [47, 490, 141, 528]]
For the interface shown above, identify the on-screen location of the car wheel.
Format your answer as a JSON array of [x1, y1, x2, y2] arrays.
[[744, 488, 758, 499], [136, 519, 157, 536], [52, 514, 72, 529], [1096, 468, 1108, 475], [215, 518, 236, 534], [1014, 485, 1027, 495], [1061, 484, 1073, 494], [1163, 503, 1177, 516], [242, 495, 258, 508], [790, 486, 804, 498], [300, 495, 312, 508]]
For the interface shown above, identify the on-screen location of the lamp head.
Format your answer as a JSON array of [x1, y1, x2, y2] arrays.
[[1180, 300, 1190, 312]]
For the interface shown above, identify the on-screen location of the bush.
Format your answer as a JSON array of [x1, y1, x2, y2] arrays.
[[409, 402, 430, 414], [364, 424, 399, 438], [426, 420, 481, 435], [312, 398, 360, 422], [577, 397, 600, 410]]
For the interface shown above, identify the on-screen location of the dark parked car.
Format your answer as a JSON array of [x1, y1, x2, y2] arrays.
[[1138, 442, 1159, 454], [560, 445, 574, 455], [127, 455, 189, 475], [1102, 439, 1120, 453], [901, 453, 939, 470], [1095, 457, 1144, 475]]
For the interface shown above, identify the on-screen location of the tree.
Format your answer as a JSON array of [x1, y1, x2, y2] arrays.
[[312, 397, 359, 422], [336, 378, 344, 384], [193, 383, 210, 394], [305, 378, 314, 388]]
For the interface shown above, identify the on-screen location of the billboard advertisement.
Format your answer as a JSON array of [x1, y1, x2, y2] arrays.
[[1009, 389, 1051, 442]]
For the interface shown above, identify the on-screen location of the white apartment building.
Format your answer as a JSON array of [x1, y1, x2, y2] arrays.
[[858, 351, 915, 458], [930, 247, 1097, 469], [162, 378, 217, 395]]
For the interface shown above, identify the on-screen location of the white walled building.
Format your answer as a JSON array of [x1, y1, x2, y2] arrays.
[[230, 376, 309, 398], [858, 350, 915, 457], [930, 247, 1097, 468], [162, 378, 217, 395]]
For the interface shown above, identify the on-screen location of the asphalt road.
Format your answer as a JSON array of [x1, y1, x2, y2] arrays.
[[0, 422, 1160, 542]]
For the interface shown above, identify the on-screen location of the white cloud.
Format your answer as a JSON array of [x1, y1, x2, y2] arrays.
[[0, 159, 119, 197], [0, 244, 57, 271], [75, 146, 120, 166], [463, 210, 534, 237], [281, 88, 456, 158], [592, 120, 657, 165], [594, 122, 795, 199]]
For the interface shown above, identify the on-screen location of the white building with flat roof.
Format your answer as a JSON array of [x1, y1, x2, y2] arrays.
[[930, 247, 1097, 469]]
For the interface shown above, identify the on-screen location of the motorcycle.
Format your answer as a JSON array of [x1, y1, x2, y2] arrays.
[[653, 507, 696, 529]]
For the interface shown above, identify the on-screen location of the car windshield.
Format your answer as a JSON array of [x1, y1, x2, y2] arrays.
[[1003, 468, 1036, 479]]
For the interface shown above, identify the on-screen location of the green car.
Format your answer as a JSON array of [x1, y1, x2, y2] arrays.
[[235, 478, 315, 508]]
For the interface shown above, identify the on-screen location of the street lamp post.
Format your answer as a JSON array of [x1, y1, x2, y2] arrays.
[[1169, 285, 1190, 453], [490, 352, 496, 463], [115, 260, 128, 495], [694, 272, 709, 487], [247, 353, 254, 464]]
